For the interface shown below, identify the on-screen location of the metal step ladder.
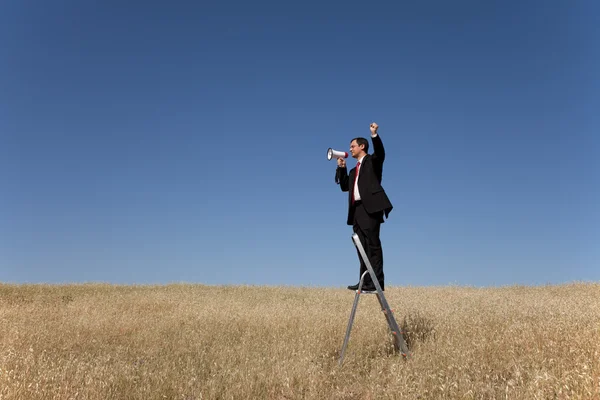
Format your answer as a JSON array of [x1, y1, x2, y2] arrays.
[[338, 233, 410, 366]]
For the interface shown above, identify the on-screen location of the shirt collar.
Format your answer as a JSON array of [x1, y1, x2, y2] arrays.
[[357, 154, 366, 164]]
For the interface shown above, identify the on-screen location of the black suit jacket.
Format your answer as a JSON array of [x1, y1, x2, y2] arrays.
[[337, 134, 393, 225]]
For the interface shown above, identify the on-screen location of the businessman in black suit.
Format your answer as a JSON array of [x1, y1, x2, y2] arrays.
[[336, 122, 393, 292]]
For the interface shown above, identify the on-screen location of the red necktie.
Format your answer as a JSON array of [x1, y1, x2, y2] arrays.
[[352, 161, 361, 203]]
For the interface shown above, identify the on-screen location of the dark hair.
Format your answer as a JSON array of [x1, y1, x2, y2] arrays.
[[351, 137, 369, 153]]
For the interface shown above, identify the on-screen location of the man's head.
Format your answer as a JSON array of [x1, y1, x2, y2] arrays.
[[350, 137, 369, 159]]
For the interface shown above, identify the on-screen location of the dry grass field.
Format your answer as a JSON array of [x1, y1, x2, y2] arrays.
[[1, 282, 599, 399]]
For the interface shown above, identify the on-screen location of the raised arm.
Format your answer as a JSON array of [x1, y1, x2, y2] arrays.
[[370, 122, 385, 164]]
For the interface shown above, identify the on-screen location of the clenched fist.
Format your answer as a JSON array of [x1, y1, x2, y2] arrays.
[[337, 157, 346, 168], [370, 122, 379, 136]]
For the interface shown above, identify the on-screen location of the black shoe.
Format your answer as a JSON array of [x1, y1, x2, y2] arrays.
[[347, 283, 359, 291]]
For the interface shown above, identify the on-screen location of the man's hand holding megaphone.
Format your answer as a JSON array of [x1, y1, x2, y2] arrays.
[[337, 157, 346, 168]]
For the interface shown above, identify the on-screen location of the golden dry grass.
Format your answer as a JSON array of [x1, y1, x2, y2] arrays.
[[1, 282, 599, 399]]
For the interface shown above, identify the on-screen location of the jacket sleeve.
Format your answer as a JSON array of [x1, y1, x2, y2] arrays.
[[337, 167, 349, 192], [371, 134, 385, 165]]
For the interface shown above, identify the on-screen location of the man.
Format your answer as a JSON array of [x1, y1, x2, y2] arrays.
[[336, 122, 393, 292]]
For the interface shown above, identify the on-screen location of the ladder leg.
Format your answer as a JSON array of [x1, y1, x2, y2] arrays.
[[339, 270, 369, 366], [351, 233, 410, 358], [376, 294, 408, 356]]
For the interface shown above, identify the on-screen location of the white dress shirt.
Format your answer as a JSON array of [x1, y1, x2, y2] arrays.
[[353, 154, 366, 202]]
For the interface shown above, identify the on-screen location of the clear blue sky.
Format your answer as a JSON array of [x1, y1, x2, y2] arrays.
[[2, 1, 598, 287]]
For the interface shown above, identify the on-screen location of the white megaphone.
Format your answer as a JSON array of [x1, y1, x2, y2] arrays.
[[327, 148, 348, 160]]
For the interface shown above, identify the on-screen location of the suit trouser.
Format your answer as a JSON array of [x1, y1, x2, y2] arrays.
[[352, 201, 384, 290]]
